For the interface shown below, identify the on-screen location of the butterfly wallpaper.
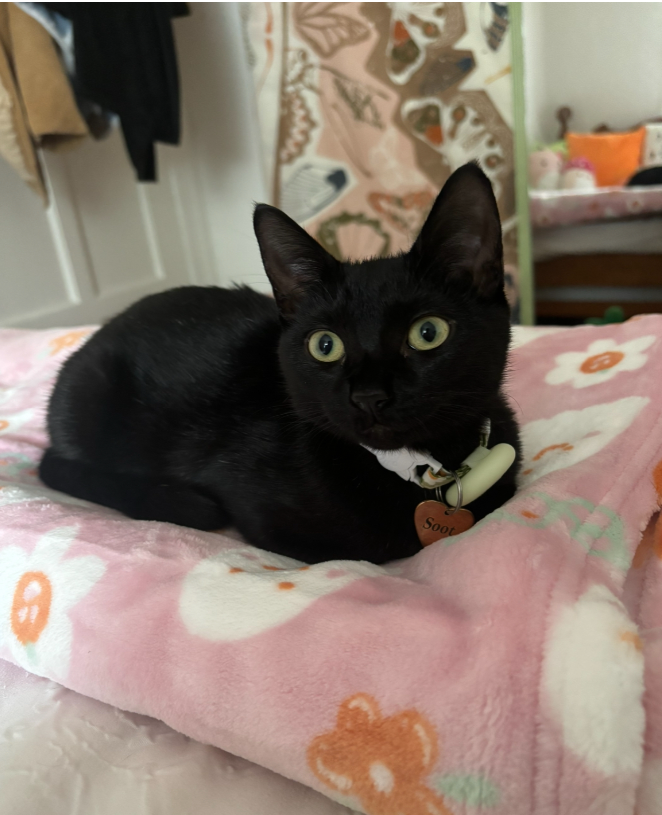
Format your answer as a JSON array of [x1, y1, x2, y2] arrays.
[[245, 2, 520, 321]]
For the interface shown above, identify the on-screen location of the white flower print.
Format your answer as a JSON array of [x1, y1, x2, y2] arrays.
[[180, 547, 382, 642], [0, 526, 105, 680], [0, 408, 35, 436], [543, 585, 644, 776], [545, 336, 655, 389], [519, 396, 649, 487]]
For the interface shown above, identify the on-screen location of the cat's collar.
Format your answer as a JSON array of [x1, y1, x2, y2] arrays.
[[362, 419, 516, 508]]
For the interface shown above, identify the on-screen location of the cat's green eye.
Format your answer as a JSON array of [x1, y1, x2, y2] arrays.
[[407, 316, 450, 351], [308, 330, 345, 362]]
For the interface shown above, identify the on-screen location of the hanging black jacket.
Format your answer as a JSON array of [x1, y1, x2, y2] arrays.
[[48, 3, 188, 181]]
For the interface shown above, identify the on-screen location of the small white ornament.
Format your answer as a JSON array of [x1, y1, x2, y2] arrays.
[[445, 443, 516, 507]]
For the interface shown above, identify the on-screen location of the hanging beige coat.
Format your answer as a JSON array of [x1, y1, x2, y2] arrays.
[[0, 3, 88, 203]]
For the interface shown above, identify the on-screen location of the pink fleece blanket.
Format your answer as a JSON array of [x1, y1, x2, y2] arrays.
[[1, 321, 662, 815]]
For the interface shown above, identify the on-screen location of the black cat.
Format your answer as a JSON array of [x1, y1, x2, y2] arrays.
[[39, 163, 520, 564]]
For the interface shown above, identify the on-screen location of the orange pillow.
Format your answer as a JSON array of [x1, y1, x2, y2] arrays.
[[566, 128, 645, 187]]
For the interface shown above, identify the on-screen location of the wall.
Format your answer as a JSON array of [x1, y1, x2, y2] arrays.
[[523, 2, 662, 144], [174, 3, 270, 293]]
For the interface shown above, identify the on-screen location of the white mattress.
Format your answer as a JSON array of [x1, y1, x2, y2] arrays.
[[0, 659, 356, 815]]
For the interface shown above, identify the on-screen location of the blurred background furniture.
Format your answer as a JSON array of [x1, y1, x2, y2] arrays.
[[522, 3, 662, 325], [531, 187, 662, 322]]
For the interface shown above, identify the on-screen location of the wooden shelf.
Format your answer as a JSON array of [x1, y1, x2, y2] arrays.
[[535, 253, 662, 321], [536, 254, 662, 288], [536, 301, 662, 319]]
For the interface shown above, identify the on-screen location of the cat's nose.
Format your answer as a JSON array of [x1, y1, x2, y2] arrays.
[[350, 388, 389, 417]]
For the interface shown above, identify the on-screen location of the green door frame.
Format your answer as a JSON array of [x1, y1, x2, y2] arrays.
[[510, 2, 534, 325]]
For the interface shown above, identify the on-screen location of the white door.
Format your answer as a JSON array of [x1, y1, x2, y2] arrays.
[[1, 127, 217, 329], [0, 3, 270, 330]]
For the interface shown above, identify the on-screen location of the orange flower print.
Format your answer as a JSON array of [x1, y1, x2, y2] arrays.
[[635, 461, 662, 565], [532, 442, 574, 462], [579, 351, 623, 374], [630, 462, 662, 567], [0, 526, 105, 679], [11, 571, 52, 644], [545, 336, 655, 389], [308, 693, 452, 815], [632, 511, 662, 568], [48, 330, 90, 356]]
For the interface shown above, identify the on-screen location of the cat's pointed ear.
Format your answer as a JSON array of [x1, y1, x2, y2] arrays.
[[411, 163, 504, 299], [254, 204, 339, 318]]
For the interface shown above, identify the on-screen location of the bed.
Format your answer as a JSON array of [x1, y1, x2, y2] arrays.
[[1, 322, 662, 815], [0, 659, 353, 815]]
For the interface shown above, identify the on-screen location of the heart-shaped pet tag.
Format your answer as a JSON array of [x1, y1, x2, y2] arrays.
[[414, 500, 474, 546]]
